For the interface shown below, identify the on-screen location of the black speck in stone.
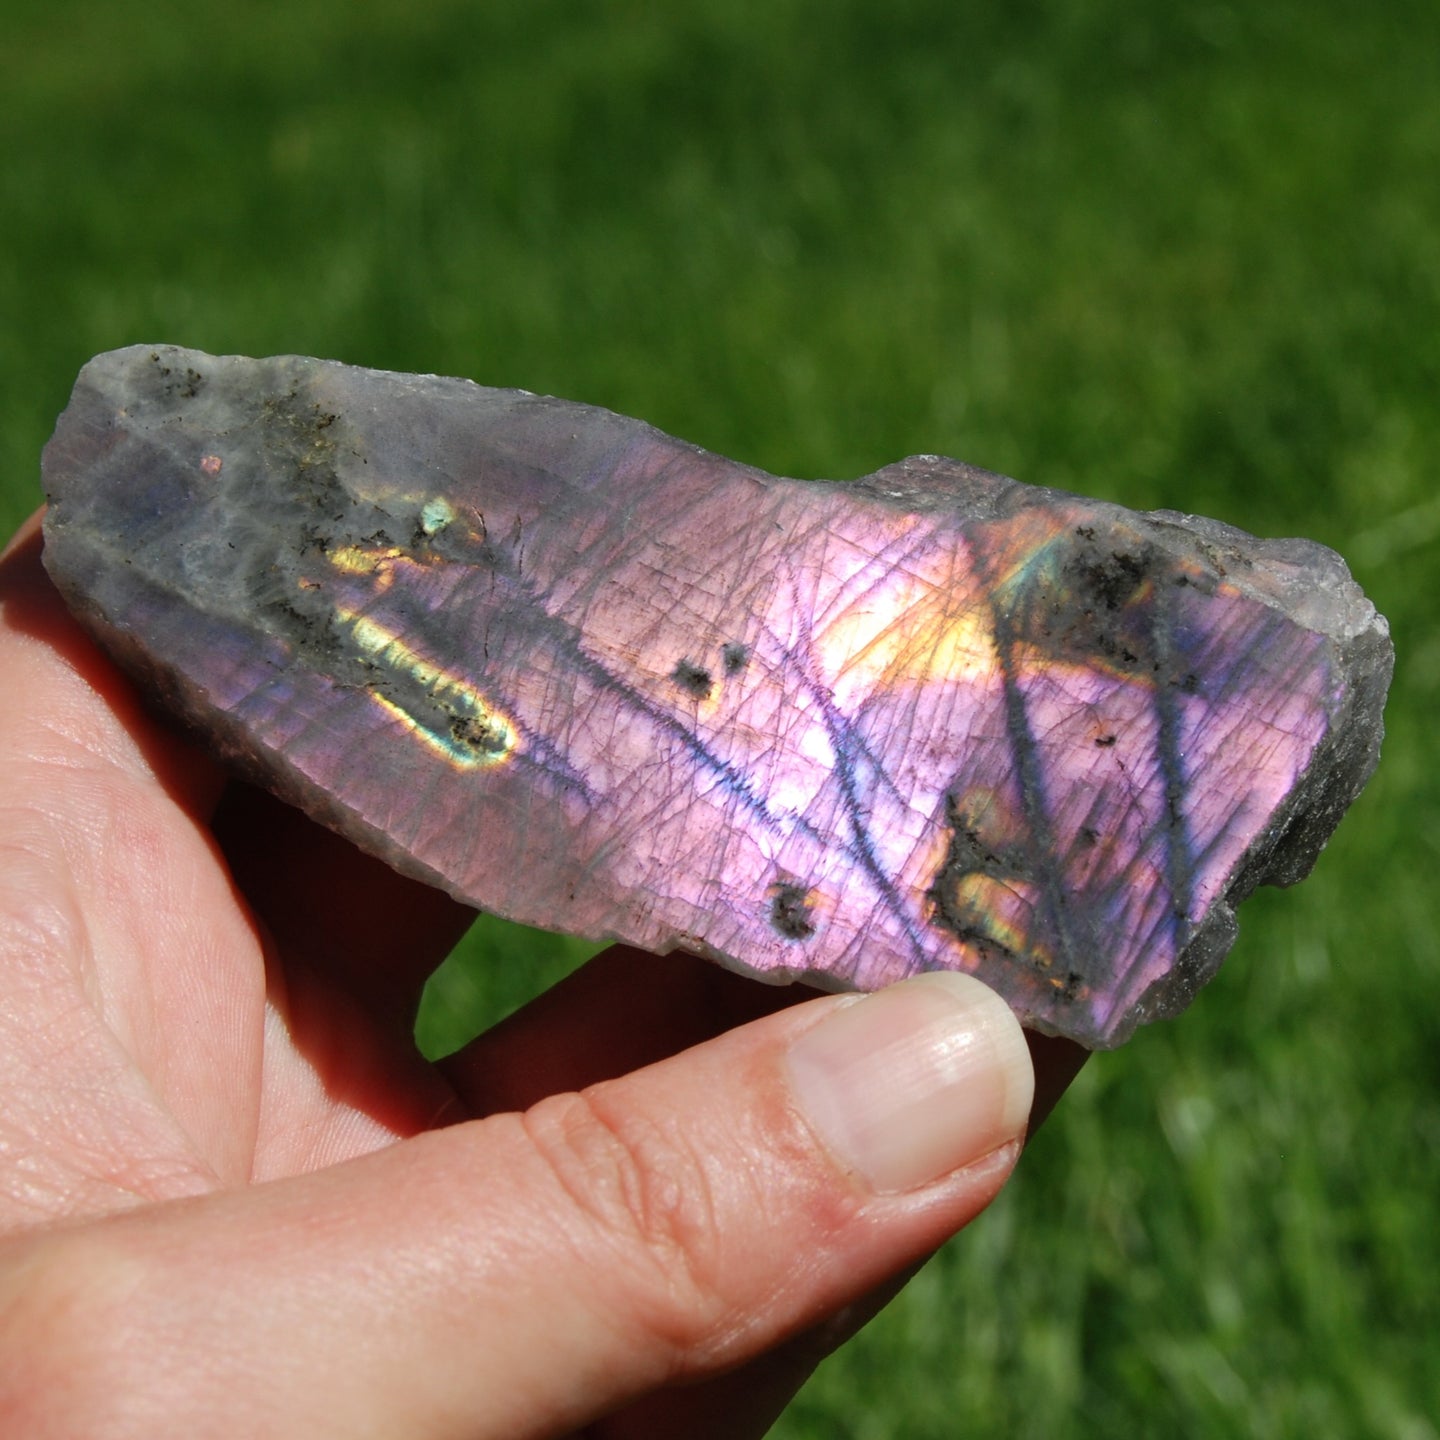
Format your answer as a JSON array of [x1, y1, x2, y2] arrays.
[[769, 881, 816, 939], [672, 659, 713, 700]]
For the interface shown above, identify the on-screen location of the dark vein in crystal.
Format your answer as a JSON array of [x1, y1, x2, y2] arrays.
[[983, 568, 1085, 984], [1145, 571, 1194, 952]]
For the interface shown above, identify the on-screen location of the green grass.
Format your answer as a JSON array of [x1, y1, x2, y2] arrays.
[[4, 1, 1438, 1433]]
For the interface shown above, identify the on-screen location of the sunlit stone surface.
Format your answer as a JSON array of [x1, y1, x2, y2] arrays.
[[41, 346, 1392, 1047]]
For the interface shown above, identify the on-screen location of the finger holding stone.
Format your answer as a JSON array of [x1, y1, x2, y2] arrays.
[[0, 973, 1033, 1438]]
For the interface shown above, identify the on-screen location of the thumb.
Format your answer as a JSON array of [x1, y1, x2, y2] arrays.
[[2, 972, 1033, 1438]]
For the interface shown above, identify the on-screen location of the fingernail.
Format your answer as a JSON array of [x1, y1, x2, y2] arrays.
[[785, 972, 1035, 1194]]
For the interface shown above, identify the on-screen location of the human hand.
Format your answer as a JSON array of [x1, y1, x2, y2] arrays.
[[0, 511, 1083, 1438]]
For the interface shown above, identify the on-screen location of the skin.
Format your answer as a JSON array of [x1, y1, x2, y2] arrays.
[[0, 511, 1084, 1438]]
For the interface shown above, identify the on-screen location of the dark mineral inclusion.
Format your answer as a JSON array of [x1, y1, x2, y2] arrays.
[[40, 346, 1393, 1048]]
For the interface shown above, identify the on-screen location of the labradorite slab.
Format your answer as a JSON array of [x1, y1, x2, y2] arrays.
[[41, 346, 1392, 1047]]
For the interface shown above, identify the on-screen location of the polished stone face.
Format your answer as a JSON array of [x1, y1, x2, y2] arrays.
[[41, 346, 1392, 1047]]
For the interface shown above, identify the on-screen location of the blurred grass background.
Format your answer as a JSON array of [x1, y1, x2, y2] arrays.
[[3, 0, 1436, 1433]]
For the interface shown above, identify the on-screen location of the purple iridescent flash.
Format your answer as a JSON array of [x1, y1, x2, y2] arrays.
[[40, 347, 1392, 1047]]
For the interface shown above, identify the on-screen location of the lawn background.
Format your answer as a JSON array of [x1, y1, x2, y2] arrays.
[[3, 1, 1436, 1434]]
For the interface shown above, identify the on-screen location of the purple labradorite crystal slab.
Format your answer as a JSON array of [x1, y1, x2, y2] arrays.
[[41, 346, 1392, 1047]]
